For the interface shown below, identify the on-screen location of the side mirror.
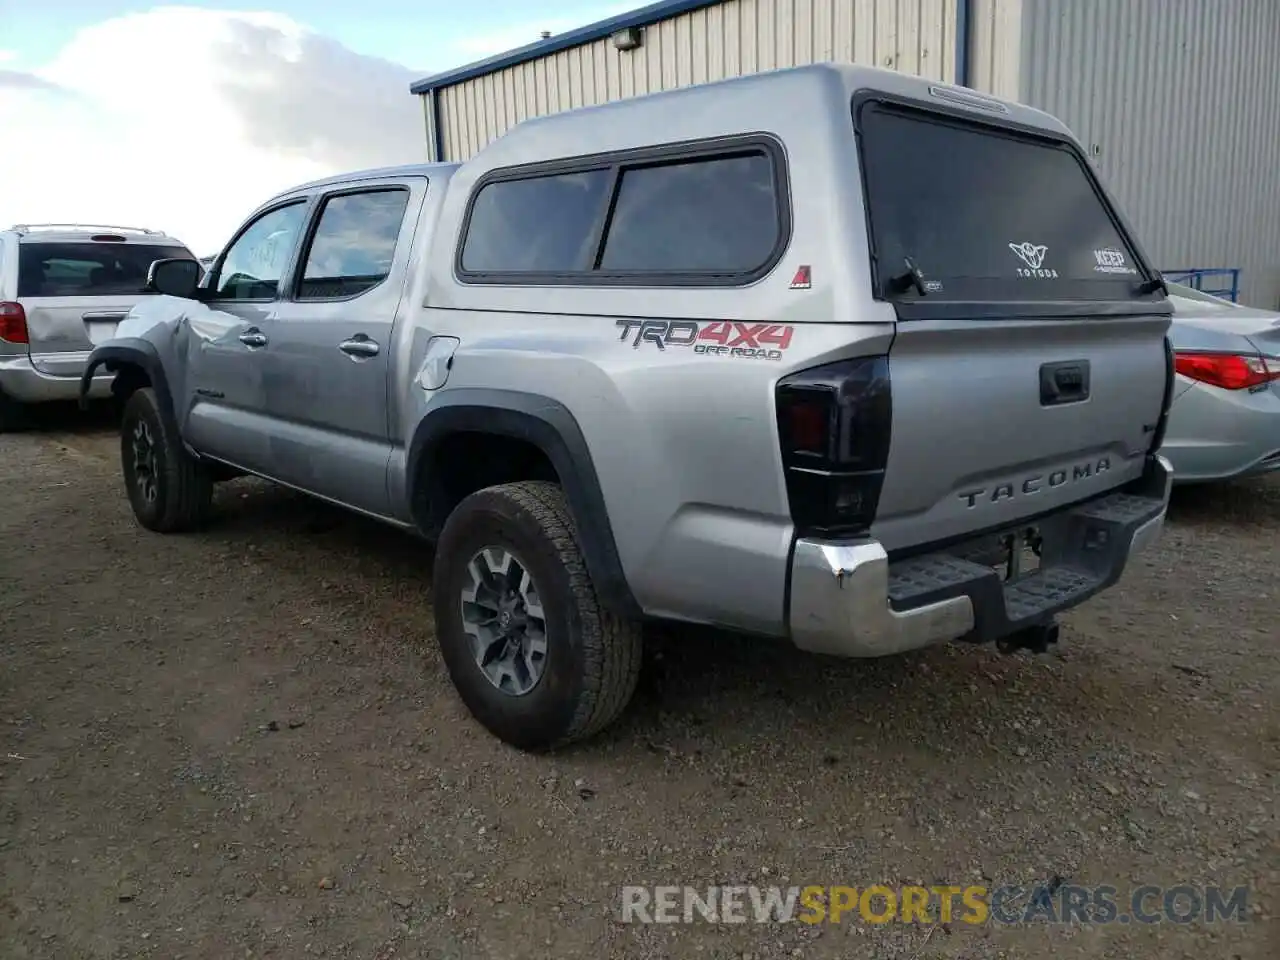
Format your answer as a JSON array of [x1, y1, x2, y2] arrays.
[[146, 258, 202, 299]]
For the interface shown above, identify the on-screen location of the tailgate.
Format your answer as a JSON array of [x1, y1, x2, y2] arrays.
[[873, 314, 1168, 551], [23, 296, 138, 376], [853, 96, 1172, 553]]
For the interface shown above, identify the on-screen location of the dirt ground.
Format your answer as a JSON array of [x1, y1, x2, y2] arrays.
[[1, 408, 1276, 960]]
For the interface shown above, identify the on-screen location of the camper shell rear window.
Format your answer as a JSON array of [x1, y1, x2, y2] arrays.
[[855, 99, 1155, 306]]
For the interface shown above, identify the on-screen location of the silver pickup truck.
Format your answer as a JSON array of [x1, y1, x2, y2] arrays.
[[83, 63, 1175, 750]]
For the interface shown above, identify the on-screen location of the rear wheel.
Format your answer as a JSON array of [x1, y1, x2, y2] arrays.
[[119, 387, 213, 532], [432, 480, 643, 751]]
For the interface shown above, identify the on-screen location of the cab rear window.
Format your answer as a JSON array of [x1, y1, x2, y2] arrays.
[[18, 243, 193, 297], [857, 102, 1147, 302]]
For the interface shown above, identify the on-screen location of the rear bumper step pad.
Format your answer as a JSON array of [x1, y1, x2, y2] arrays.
[[887, 472, 1169, 643]]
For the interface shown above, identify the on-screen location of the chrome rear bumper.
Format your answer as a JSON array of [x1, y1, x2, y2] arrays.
[[788, 455, 1173, 658]]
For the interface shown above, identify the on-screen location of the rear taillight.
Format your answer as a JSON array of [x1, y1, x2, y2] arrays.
[[1174, 351, 1278, 390], [775, 356, 892, 538], [0, 302, 28, 344]]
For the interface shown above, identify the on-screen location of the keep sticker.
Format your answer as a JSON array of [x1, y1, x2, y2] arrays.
[[1092, 247, 1137, 275]]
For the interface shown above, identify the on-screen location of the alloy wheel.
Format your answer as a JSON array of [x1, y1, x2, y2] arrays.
[[459, 546, 548, 696], [130, 419, 159, 505]]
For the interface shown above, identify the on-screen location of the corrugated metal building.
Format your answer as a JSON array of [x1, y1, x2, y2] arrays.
[[411, 0, 1280, 308]]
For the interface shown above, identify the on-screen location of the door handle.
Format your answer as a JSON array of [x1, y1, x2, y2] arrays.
[[338, 336, 380, 359], [239, 329, 268, 348]]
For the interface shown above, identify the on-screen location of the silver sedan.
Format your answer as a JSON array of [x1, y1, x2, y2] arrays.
[[1161, 282, 1280, 483]]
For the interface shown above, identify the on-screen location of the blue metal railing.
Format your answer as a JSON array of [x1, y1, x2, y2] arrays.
[[1161, 267, 1241, 303]]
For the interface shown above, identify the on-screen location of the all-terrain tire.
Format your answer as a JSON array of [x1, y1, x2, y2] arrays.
[[119, 387, 213, 533], [433, 480, 643, 751]]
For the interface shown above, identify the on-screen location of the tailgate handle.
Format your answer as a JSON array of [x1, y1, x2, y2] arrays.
[[82, 311, 128, 322], [1040, 360, 1091, 406]]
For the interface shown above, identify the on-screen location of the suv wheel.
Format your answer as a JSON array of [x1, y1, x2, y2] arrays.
[[433, 480, 643, 750], [120, 388, 213, 532]]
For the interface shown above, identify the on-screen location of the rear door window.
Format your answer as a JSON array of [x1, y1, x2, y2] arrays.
[[297, 188, 410, 300], [857, 103, 1147, 302], [18, 243, 195, 297]]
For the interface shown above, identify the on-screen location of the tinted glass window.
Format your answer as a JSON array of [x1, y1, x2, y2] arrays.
[[599, 153, 779, 273], [461, 170, 609, 273], [17, 243, 195, 297], [859, 105, 1144, 301], [215, 201, 308, 300], [298, 189, 409, 300]]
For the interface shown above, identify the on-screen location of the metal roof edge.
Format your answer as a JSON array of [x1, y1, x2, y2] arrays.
[[268, 162, 456, 198], [409, 0, 723, 94]]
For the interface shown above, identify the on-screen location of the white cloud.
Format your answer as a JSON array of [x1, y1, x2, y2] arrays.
[[0, 7, 425, 254], [0, 50, 16, 64]]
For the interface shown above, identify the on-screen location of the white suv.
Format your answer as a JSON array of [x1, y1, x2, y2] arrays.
[[0, 223, 196, 429]]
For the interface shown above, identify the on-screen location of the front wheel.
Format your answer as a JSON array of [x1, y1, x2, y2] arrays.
[[432, 481, 643, 751], [119, 387, 213, 532]]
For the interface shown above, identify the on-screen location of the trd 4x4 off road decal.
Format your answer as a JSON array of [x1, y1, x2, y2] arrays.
[[614, 319, 794, 361]]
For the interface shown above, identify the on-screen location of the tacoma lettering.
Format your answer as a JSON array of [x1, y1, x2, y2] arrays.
[[958, 458, 1112, 509]]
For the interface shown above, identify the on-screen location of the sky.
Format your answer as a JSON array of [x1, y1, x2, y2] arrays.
[[0, 1, 634, 253]]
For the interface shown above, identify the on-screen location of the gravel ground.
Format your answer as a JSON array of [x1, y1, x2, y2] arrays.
[[1, 411, 1276, 959]]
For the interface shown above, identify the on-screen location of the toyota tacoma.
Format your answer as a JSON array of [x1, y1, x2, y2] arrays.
[[82, 63, 1175, 750]]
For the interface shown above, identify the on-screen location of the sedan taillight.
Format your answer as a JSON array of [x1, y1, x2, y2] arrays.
[[1174, 351, 1279, 391]]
